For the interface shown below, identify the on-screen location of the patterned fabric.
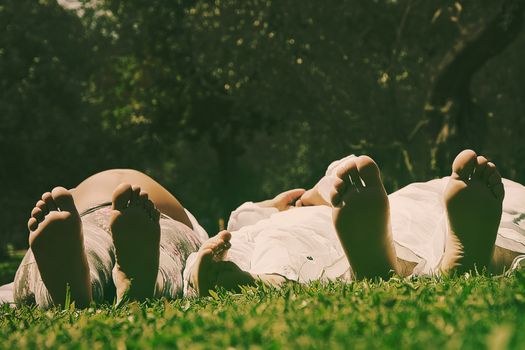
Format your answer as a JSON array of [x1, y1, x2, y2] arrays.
[[13, 204, 203, 308]]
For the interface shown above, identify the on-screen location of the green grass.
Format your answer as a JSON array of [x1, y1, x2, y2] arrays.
[[1, 268, 525, 349]]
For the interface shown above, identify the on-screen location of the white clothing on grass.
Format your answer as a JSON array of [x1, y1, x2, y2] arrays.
[[183, 155, 525, 291], [0, 208, 208, 306]]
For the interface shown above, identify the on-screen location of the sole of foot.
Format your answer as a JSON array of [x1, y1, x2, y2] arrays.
[[442, 149, 504, 274], [331, 156, 398, 280], [190, 230, 258, 296], [110, 183, 161, 303], [28, 187, 92, 308]]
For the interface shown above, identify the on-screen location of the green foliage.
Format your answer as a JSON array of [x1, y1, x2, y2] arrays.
[[2, 272, 525, 348], [0, 249, 24, 285], [1, 0, 525, 244]]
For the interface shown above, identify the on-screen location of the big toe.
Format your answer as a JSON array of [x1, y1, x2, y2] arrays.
[[112, 183, 133, 211], [212, 230, 232, 259], [452, 149, 477, 181], [216, 230, 232, 243], [51, 187, 77, 213], [356, 156, 382, 187]]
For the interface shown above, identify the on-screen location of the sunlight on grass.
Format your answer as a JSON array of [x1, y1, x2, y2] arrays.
[[1, 271, 525, 348]]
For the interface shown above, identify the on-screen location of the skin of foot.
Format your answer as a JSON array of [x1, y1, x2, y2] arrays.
[[110, 183, 161, 303], [27, 187, 92, 308], [190, 231, 286, 296], [257, 188, 306, 211], [331, 156, 399, 280], [296, 187, 330, 207], [441, 150, 504, 274]]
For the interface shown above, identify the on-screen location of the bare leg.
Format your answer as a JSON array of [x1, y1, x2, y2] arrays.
[[331, 156, 398, 280], [110, 184, 161, 303], [441, 150, 504, 273], [190, 231, 286, 296], [27, 187, 92, 307]]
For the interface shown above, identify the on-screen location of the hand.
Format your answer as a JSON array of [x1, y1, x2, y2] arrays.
[[257, 188, 306, 211]]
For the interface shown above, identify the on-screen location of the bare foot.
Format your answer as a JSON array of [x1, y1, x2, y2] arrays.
[[331, 156, 398, 280], [190, 230, 276, 296], [296, 187, 329, 207], [110, 184, 161, 303], [27, 187, 92, 307], [442, 150, 504, 273]]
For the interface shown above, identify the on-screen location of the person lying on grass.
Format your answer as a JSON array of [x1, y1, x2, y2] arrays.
[[3, 149, 525, 308], [10, 170, 208, 308], [186, 149, 525, 296]]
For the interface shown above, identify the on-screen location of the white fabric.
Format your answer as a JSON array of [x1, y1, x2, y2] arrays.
[[184, 208, 209, 242], [226, 205, 351, 282], [0, 208, 207, 305], [0, 282, 14, 306], [183, 155, 525, 288], [227, 202, 279, 232]]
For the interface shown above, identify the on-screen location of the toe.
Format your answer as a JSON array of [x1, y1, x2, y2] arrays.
[[217, 230, 232, 242], [485, 163, 500, 184], [112, 183, 133, 211], [330, 188, 342, 207], [36, 200, 48, 215], [31, 207, 44, 223], [152, 206, 161, 221], [139, 191, 149, 209], [145, 201, 156, 220], [347, 163, 363, 189], [200, 239, 216, 251], [28, 217, 38, 232], [51, 187, 77, 213], [212, 231, 232, 259], [484, 162, 504, 200], [336, 160, 358, 187], [131, 185, 141, 203], [472, 156, 489, 180], [144, 198, 154, 211], [451, 149, 477, 181], [330, 176, 358, 207], [356, 156, 382, 187], [199, 248, 214, 264], [333, 177, 347, 195], [42, 192, 58, 212]]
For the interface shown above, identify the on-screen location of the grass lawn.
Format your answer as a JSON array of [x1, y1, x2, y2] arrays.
[[1, 255, 525, 349]]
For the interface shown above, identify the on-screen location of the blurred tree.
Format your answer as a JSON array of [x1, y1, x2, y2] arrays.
[[78, 0, 525, 230], [0, 0, 104, 246], [1, 0, 524, 249], [410, 0, 525, 175]]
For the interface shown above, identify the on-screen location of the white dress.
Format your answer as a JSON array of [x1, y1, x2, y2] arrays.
[[183, 155, 525, 290]]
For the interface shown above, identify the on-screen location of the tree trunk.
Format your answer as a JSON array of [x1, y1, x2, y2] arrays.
[[410, 0, 525, 176]]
